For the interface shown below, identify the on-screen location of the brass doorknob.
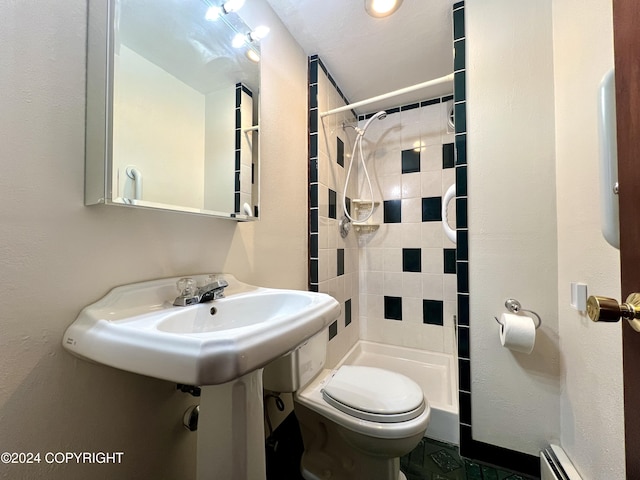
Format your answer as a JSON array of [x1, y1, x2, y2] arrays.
[[587, 293, 640, 332]]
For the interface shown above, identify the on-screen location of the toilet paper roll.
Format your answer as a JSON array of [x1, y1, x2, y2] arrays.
[[499, 313, 536, 354]]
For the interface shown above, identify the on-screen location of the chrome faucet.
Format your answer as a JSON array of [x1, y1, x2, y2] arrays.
[[173, 276, 229, 306]]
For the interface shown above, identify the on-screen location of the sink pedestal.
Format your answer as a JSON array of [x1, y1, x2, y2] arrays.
[[197, 369, 266, 480]]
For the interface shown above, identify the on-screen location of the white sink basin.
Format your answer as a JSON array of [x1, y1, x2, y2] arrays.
[[63, 274, 340, 385]]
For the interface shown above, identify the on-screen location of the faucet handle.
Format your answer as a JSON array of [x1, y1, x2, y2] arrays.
[[176, 277, 197, 297]]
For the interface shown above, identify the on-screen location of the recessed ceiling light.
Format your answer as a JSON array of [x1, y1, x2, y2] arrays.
[[365, 0, 403, 18]]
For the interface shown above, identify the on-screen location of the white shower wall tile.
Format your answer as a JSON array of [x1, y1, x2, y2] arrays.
[[421, 144, 442, 172], [401, 198, 422, 223], [318, 150, 329, 186], [383, 224, 403, 248], [443, 326, 456, 355], [366, 271, 383, 295], [442, 168, 455, 192], [383, 248, 402, 272], [401, 223, 422, 248], [422, 274, 444, 300], [422, 247, 445, 274], [422, 222, 444, 248], [444, 274, 457, 301], [422, 170, 444, 197], [402, 272, 423, 299], [401, 172, 422, 199], [383, 272, 404, 297], [378, 148, 403, 177], [403, 297, 423, 323], [382, 175, 402, 200], [444, 300, 457, 328], [318, 249, 329, 283]]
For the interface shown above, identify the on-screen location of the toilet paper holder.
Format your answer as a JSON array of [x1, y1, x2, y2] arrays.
[[494, 298, 542, 329]]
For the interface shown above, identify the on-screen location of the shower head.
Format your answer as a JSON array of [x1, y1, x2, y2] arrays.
[[360, 110, 387, 134]]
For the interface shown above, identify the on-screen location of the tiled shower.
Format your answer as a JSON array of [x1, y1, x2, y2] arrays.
[[308, 55, 458, 366], [305, 2, 538, 477]]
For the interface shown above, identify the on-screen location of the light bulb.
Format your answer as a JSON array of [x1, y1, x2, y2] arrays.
[[222, 0, 245, 13], [250, 25, 270, 41], [365, 0, 403, 17], [232, 33, 246, 49], [205, 6, 221, 20]]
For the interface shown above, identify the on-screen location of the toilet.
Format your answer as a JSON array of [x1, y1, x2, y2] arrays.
[[263, 330, 431, 480]]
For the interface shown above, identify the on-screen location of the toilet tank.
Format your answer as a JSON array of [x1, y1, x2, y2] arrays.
[[263, 329, 327, 392]]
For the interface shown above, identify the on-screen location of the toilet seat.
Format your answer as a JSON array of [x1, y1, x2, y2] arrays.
[[321, 365, 425, 423]]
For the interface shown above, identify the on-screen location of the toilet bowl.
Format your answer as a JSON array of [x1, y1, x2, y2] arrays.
[[263, 331, 431, 480]]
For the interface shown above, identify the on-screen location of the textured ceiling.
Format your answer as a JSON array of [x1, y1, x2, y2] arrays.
[[265, 0, 456, 114]]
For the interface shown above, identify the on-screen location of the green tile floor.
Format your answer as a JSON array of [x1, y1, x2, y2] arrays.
[[400, 438, 533, 480], [265, 413, 538, 480]]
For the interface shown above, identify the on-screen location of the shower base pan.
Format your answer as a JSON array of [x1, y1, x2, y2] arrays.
[[338, 341, 459, 445]]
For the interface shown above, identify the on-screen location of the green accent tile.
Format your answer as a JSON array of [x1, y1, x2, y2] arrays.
[[337, 248, 344, 276], [454, 39, 466, 71], [443, 143, 455, 169], [328, 320, 337, 340], [403, 248, 422, 272], [384, 199, 402, 223], [402, 149, 421, 173], [481, 466, 500, 480], [454, 71, 466, 102], [444, 249, 457, 274], [456, 166, 467, 196], [454, 102, 467, 134], [453, 8, 465, 40], [422, 197, 442, 222], [384, 296, 402, 320], [455, 133, 467, 165], [423, 300, 444, 325], [430, 450, 462, 473]]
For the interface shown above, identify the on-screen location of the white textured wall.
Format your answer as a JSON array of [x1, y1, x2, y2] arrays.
[[552, 0, 624, 477], [466, 0, 561, 454], [0, 0, 307, 478]]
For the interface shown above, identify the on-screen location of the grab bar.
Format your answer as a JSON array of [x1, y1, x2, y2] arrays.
[[442, 184, 456, 244], [126, 166, 143, 201]]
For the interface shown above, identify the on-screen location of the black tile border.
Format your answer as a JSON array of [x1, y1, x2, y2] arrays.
[[453, 4, 540, 477], [359, 93, 455, 122], [308, 56, 320, 291], [234, 83, 243, 213]]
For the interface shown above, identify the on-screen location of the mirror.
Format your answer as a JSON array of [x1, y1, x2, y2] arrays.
[[85, 0, 261, 219]]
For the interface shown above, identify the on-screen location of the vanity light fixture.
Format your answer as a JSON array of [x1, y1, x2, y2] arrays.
[[232, 26, 270, 48], [365, 0, 403, 18], [205, 0, 245, 20]]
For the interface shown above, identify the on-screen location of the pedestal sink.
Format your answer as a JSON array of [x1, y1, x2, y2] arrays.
[[63, 274, 341, 480]]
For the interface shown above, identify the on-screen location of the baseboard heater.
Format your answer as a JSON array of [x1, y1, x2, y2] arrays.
[[540, 445, 582, 480]]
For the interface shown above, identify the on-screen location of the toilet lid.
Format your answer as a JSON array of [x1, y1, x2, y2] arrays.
[[321, 366, 426, 423]]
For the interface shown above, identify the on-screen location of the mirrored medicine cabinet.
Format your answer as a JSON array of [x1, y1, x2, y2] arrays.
[[85, 0, 261, 220]]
